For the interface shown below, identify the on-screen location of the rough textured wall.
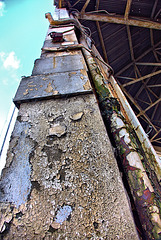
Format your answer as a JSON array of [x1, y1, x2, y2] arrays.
[[0, 95, 138, 239]]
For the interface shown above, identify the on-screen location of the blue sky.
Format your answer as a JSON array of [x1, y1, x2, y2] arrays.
[[0, 0, 53, 136]]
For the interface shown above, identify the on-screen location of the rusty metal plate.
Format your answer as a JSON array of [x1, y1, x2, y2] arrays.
[[32, 54, 87, 75], [14, 70, 92, 107]]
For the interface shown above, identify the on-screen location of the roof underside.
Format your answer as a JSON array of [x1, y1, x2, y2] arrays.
[[65, 0, 161, 148]]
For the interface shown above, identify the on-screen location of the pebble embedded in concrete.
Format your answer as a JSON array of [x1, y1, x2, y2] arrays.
[[49, 123, 66, 137], [70, 112, 83, 121]]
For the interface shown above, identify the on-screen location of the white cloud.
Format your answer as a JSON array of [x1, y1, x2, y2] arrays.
[[0, 1, 5, 17], [0, 51, 20, 70]]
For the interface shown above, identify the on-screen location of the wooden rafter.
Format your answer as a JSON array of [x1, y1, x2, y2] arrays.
[[122, 69, 161, 87], [137, 98, 151, 106], [116, 40, 161, 76], [95, 0, 108, 63], [136, 62, 161, 66], [135, 67, 159, 99], [150, 29, 159, 62], [96, 21, 108, 63], [78, 13, 161, 30], [148, 84, 161, 87], [95, 0, 100, 11], [126, 25, 135, 61], [151, 94, 161, 121], [151, 0, 159, 19], [119, 83, 158, 132], [124, 0, 132, 20], [71, 0, 81, 7], [137, 98, 161, 117], [151, 129, 161, 141], [81, 0, 91, 14], [145, 88, 153, 104]]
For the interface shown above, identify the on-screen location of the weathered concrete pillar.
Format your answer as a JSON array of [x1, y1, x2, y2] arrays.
[[0, 9, 139, 239]]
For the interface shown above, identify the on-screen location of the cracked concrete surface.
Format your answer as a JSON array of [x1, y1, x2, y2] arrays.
[[0, 94, 138, 239]]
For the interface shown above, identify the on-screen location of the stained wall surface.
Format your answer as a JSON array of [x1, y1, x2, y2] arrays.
[[0, 95, 138, 239]]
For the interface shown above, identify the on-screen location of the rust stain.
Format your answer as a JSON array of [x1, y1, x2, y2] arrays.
[[68, 72, 77, 77], [83, 80, 91, 90], [53, 90, 59, 95], [53, 57, 56, 68], [40, 85, 43, 88], [28, 81, 36, 88], [80, 69, 87, 76], [23, 89, 29, 96], [45, 83, 53, 93], [29, 89, 33, 91]]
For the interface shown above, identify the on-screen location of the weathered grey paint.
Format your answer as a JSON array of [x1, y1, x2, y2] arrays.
[[32, 53, 87, 75], [14, 70, 92, 106]]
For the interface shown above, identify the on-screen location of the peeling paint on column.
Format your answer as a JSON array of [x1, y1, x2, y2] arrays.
[[0, 121, 34, 208], [0, 95, 138, 239]]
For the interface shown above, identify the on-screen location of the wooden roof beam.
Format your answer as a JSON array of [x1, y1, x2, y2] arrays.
[[119, 84, 158, 132], [78, 13, 161, 30], [134, 66, 159, 99], [116, 40, 161, 76], [151, 0, 159, 19], [137, 98, 161, 117], [81, 0, 91, 14], [122, 69, 161, 87], [136, 62, 161, 66], [124, 0, 132, 20], [96, 21, 108, 63]]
